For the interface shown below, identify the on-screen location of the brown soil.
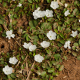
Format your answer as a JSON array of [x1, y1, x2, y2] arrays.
[[54, 56, 80, 80], [0, 37, 14, 54]]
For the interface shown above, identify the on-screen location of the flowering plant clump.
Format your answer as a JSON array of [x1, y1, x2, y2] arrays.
[[1, 0, 80, 80]]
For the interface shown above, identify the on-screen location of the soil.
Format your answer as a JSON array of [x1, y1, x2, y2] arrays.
[[0, 37, 14, 54], [54, 56, 80, 80]]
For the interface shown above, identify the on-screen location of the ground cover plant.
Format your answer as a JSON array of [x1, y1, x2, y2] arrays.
[[0, 0, 80, 80]]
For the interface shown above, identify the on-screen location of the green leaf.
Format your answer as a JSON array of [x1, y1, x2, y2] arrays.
[[47, 0, 51, 3], [29, 20, 38, 27], [2, 31, 6, 37], [72, 52, 77, 57], [31, 36, 39, 41], [7, 75, 12, 79], [0, 27, 2, 32], [74, 43, 78, 47], [59, 65, 64, 71], [41, 22, 51, 30], [59, 33, 64, 39], [47, 18, 54, 22], [54, 54, 61, 61], [79, 40, 80, 45], [60, 40, 65, 44], [28, 0, 33, 3], [48, 68, 55, 73], [41, 71, 46, 77], [54, 29, 58, 33], [78, 33, 80, 38], [0, 0, 2, 2], [77, 55, 80, 60], [10, 73, 16, 78], [0, 20, 4, 24], [3, 2, 7, 7], [26, 35, 30, 41], [77, 27, 80, 31]]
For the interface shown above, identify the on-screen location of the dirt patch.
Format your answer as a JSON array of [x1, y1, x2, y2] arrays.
[[0, 37, 14, 54], [54, 56, 80, 80]]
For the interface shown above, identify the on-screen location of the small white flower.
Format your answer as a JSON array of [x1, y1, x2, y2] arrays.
[[6, 30, 15, 39], [33, 8, 45, 19], [9, 57, 18, 65], [79, 20, 80, 22], [17, 3, 22, 7], [36, 11, 45, 18], [65, 3, 68, 7], [12, 0, 15, 1], [64, 10, 70, 16], [45, 10, 53, 17], [33, 9, 39, 19], [34, 54, 44, 63], [3, 65, 13, 75], [71, 31, 78, 37], [40, 41, 50, 48], [23, 42, 32, 49], [50, 1, 59, 9], [47, 30, 56, 40], [64, 41, 71, 49], [37, 7, 40, 10], [29, 45, 37, 51]]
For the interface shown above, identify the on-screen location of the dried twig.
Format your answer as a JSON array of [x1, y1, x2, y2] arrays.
[[57, 0, 63, 6], [26, 61, 35, 80], [26, 58, 29, 75], [15, 61, 21, 68]]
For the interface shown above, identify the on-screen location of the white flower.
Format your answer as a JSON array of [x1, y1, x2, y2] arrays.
[[64, 10, 70, 16], [3, 65, 13, 75], [34, 54, 44, 63], [33, 7, 45, 19], [6, 30, 15, 39], [17, 3, 22, 7], [40, 41, 50, 48], [65, 3, 68, 7], [12, 0, 15, 1], [71, 31, 78, 37], [79, 20, 80, 22], [64, 41, 71, 49], [45, 10, 53, 17], [33, 10, 39, 19], [37, 7, 40, 10], [23, 42, 32, 49], [9, 57, 18, 65], [36, 11, 45, 18], [47, 30, 56, 40], [29, 45, 37, 51], [50, 1, 59, 9]]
